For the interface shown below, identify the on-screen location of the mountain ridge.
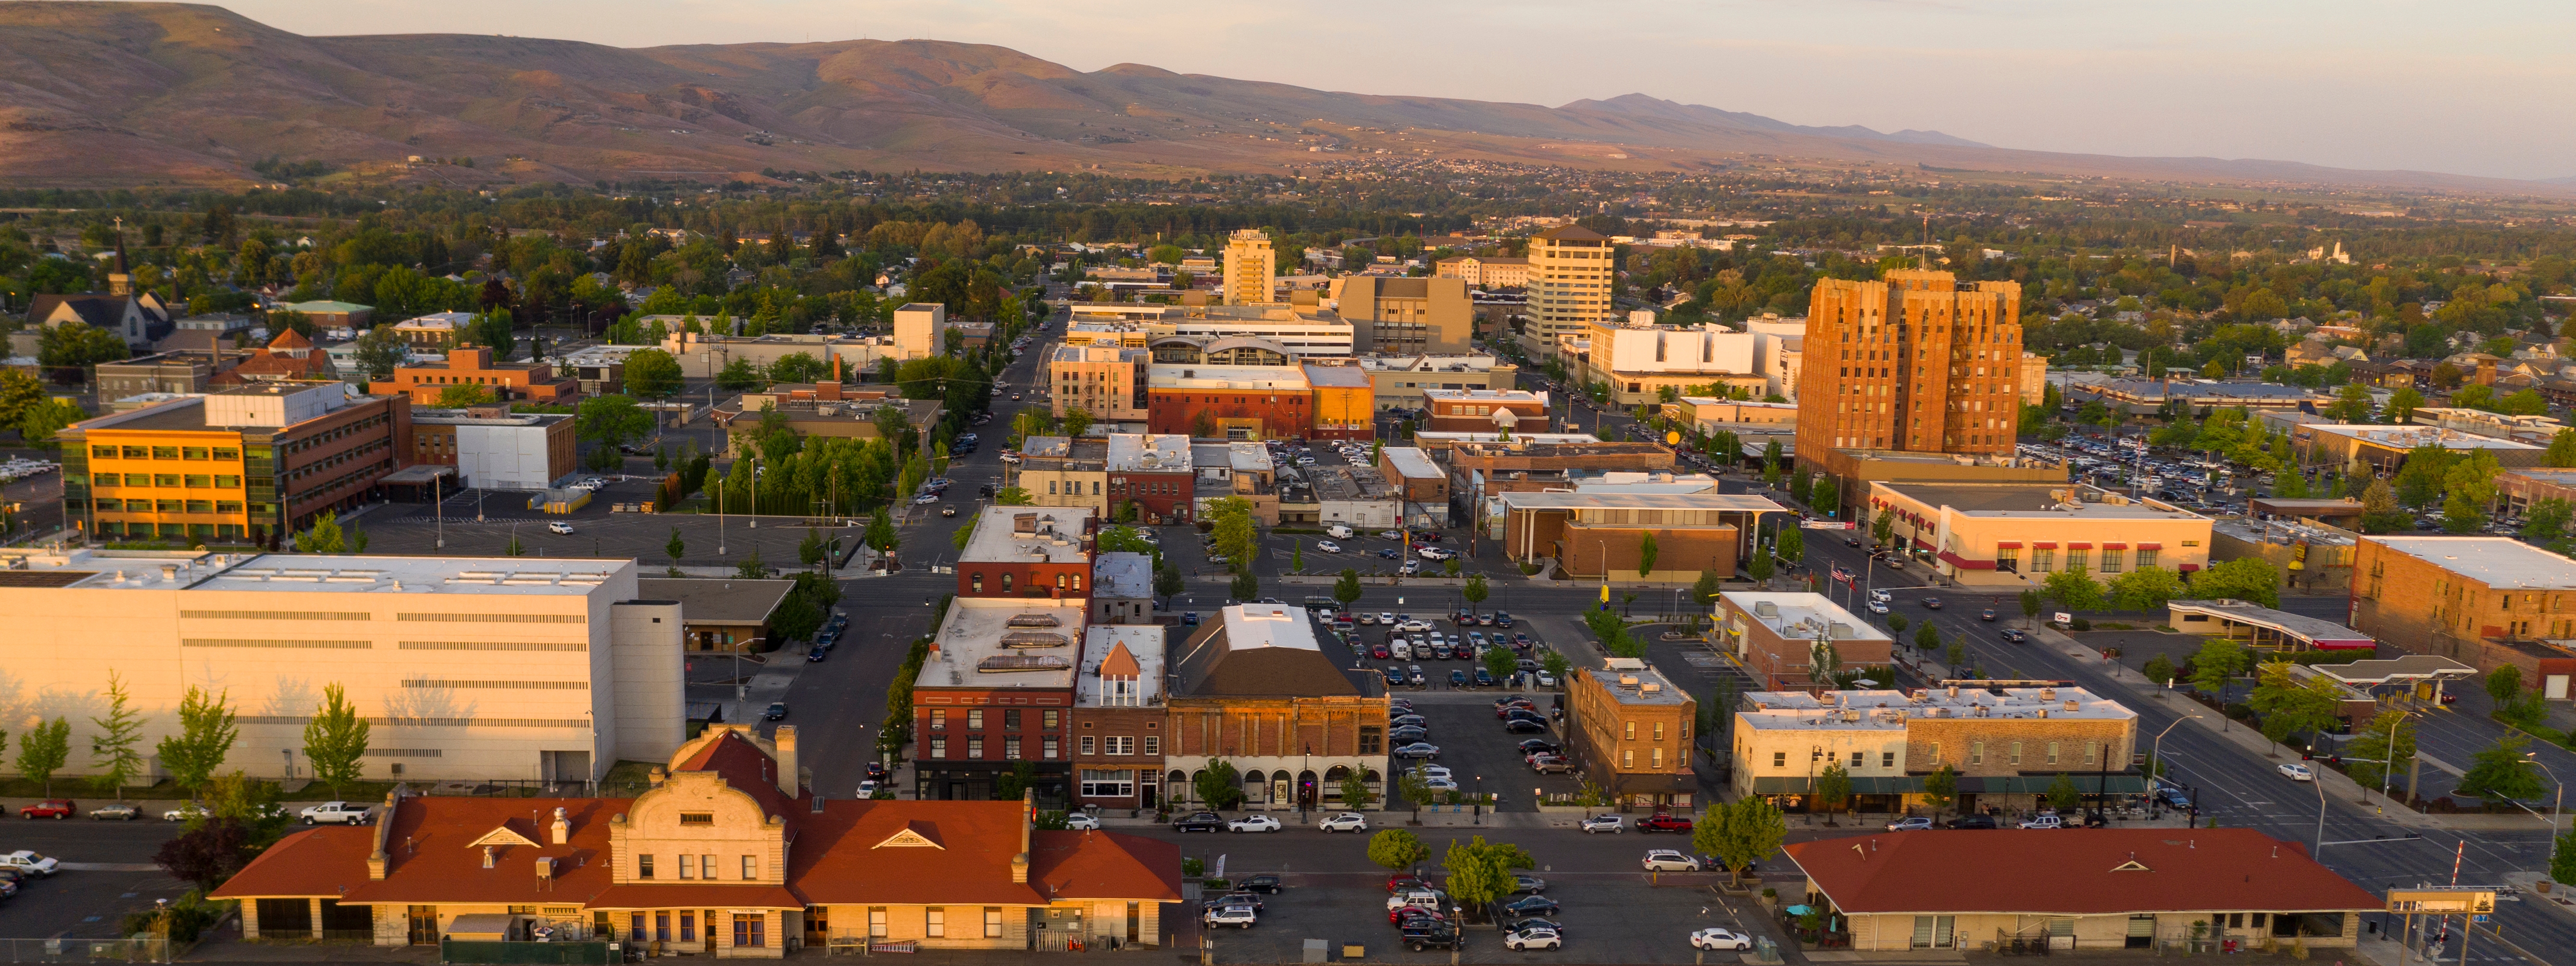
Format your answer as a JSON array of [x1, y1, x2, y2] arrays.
[[0, 1, 2561, 197]]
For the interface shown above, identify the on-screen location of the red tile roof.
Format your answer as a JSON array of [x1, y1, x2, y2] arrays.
[[337, 798, 620, 906], [675, 730, 804, 828], [1786, 829, 2382, 916], [1030, 830, 1182, 902], [207, 827, 376, 899], [785, 800, 1042, 906]]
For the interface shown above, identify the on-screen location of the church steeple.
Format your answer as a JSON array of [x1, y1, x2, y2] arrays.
[[108, 218, 132, 297]]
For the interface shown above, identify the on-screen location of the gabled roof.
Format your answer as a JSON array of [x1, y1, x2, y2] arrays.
[[785, 800, 1040, 905], [1030, 830, 1183, 901], [205, 827, 375, 898], [673, 729, 800, 827], [27, 293, 132, 329], [1786, 828, 2380, 916]]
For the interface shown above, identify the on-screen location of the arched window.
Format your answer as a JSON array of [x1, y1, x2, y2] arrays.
[[1000, 573, 1013, 593], [970, 573, 983, 593]]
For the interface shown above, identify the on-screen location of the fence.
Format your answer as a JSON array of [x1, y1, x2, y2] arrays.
[[438, 940, 619, 964], [0, 937, 170, 963]]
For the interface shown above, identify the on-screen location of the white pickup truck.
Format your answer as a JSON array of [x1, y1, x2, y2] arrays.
[[299, 802, 375, 825], [1, 850, 60, 878]]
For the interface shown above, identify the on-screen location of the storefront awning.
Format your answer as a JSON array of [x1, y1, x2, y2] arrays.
[[1938, 551, 1995, 571], [1751, 776, 1928, 795]]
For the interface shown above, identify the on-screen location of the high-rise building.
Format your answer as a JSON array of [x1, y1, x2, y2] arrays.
[[61, 381, 413, 547], [1795, 270, 2023, 472], [1222, 229, 1275, 306], [1522, 225, 1617, 358], [894, 302, 948, 360], [1338, 276, 1472, 354]]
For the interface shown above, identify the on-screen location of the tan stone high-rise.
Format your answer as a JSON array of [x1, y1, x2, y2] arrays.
[[1222, 229, 1275, 305], [1522, 225, 1616, 358], [1794, 270, 2023, 473]]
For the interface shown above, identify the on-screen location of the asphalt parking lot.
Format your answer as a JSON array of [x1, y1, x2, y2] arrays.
[[1200, 873, 1762, 965], [0, 817, 190, 940], [1395, 697, 1579, 813]]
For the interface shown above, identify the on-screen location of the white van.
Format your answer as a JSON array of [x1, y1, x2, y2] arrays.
[[1326, 524, 1355, 540], [1391, 639, 1413, 660]]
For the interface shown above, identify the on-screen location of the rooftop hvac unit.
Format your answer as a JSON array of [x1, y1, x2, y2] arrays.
[[1754, 602, 1779, 618], [2063, 699, 2080, 712], [1641, 682, 1661, 693], [2038, 688, 2057, 701]]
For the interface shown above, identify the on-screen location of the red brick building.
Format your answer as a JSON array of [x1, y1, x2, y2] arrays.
[[1104, 434, 1196, 524], [1145, 364, 1312, 440], [956, 506, 1097, 600], [1072, 626, 1167, 811], [912, 598, 1088, 804], [1162, 605, 1390, 812], [1422, 388, 1551, 434], [377, 345, 578, 404]]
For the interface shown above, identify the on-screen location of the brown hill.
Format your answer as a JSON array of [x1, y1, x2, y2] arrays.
[[0, 1, 2558, 196]]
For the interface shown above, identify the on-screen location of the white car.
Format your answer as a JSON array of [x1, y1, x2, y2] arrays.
[[1505, 927, 1563, 951], [2018, 814, 2063, 830], [2279, 762, 2315, 782], [1580, 814, 1625, 834], [0, 851, 59, 877], [1535, 671, 1558, 688], [1203, 906, 1257, 929], [1867, 600, 1889, 615], [1315, 540, 1342, 554], [1413, 765, 1452, 780], [1063, 812, 1102, 831], [1641, 849, 1701, 872], [299, 801, 374, 825], [855, 780, 880, 798], [1379, 613, 1397, 626], [1691, 928, 1754, 951], [1421, 776, 1459, 792], [1228, 815, 1283, 833], [1397, 619, 1432, 633], [1418, 546, 1446, 561], [1319, 812, 1369, 833], [163, 803, 210, 822], [546, 521, 575, 535]]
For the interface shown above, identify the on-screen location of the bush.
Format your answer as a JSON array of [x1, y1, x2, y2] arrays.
[[122, 891, 229, 943], [2072, 617, 2093, 631], [1182, 857, 1206, 878]]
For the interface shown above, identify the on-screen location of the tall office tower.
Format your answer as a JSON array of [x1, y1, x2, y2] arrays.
[[1222, 229, 1275, 305], [1794, 270, 2023, 469], [1525, 225, 1616, 357]]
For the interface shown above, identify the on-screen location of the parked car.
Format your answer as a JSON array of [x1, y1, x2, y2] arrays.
[[1868, 600, 1890, 614], [1518, 739, 1562, 757], [1529, 754, 1570, 774], [1504, 926, 1563, 951], [88, 803, 141, 821], [763, 702, 790, 720], [2018, 814, 2063, 830], [1948, 814, 2000, 829], [1504, 719, 1550, 735], [1886, 816, 1935, 831], [1172, 811, 1225, 833], [1640, 849, 1701, 872], [18, 800, 75, 820], [1580, 814, 1626, 834], [1637, 813, 1694, 834], [1499, 895, 1560, 917], [1511, 874, 1548, 894], [1228, 815, 1284, 833], [1063, 812, 1101, 831], [1691, 928, 1754, 951], [1237, 874, 1284, 894], [1402, 921, 1462, 952], [1202, 906, 1256, 929], [300, 801, 375, 825], [1320, 812, 1369, 833]]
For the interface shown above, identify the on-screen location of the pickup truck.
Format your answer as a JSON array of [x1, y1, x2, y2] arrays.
[[299, 802, 375, 825], [0, 851, 59, 878]]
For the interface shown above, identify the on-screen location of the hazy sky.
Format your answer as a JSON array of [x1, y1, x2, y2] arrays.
[[173, 0, 2576, 181]]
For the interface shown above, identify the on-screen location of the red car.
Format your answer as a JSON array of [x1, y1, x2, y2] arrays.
[[1387, 875, 1432, 893], [1494, 701, 1535, 719], [1637, 814, 1694, 834], [19, 800, 75, 819], [1371, 644, 1391, 660]]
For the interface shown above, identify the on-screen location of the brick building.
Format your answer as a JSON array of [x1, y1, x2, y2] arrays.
[[956, 507, 1097, 600], [1421, 388, 1551, 434], [1105, 434, 1194, 524], [1733, 686, 2140, 817], [1375, 446, 1448, 504], [1015, 437, 1110, 514], [2350, 536, 2576, 696], [912, 597, 1088, 803], [61, 382, 413, 547], [1796, 270, 2023, 477], [1717, 592, 1895, 691], [1444, 440, 1678, 493], [1048, 345, 1150, 422], [1163, 604, 1389, 812], [1072, 625, 1166, 811], [1498, 491, 1777, 578], [1302, 363, 1376, 440], [1565, 657, 1698, 808], [1145, 364, 1312, 440], [378, 345, 578, 404]]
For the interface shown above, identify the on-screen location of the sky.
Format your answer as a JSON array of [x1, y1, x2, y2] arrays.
[[164, 0, 2576, 182]]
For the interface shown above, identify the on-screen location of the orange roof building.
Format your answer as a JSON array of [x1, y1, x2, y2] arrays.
[[213, 726, 1180, 957], [207, 328, 331, 386]]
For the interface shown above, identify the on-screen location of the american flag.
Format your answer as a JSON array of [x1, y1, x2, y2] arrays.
[[1831, 565, 1855, 586]]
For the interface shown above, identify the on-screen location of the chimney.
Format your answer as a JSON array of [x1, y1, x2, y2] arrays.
[[1012, 789, 1034, 884], [550, 806, 569, 845], [482, 845, 496, 869], [775, 726, 800, 798]]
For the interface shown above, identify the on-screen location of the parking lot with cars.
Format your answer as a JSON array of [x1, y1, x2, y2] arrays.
[[0, 814, 191, 940], [1184, 863, 1762, 964]]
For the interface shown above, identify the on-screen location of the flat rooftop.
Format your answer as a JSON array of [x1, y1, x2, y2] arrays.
[[1093, 552, 1153, 599], [2166, 599, 2373, 647], [1498, 491, 1786, 512], [1721, 591, 1892, 642], [1379, 447, 1441, 480], [1148, 364, 1310, 390], [1738, 686, 2136, 731], [1105, 434, 1191, 473], [1302, 364, 1372, 388], [1422, 388, 1545, 403], [1311, 465, 1396, 503], [959, 506, 1096, 565], [637, 577, 795, 624], [914, 597, 1088, 690], [1213, 603, 1319, 652], [2368, 536, 2576, 589], [1228, 442, 1271, 474], [2310, 425, 2544, 451], [1580, 658, 1688, 706], [1881, 483, 2204, 520], [1077, 625, 1166, 706]]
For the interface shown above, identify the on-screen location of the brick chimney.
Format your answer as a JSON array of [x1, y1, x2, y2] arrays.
[[1011, 789, 1033, 884], [550, 806, 569, 845], [775, 726, 800, 798]]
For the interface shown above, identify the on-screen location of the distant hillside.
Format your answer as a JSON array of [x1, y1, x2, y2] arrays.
[[0, 2, 2562, 196]]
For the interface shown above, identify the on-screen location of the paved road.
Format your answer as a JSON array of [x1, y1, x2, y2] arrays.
[[0, 817, 189, 941]]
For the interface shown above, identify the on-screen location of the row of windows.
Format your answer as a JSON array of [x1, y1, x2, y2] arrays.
[[90, 445, 240, 462], [928, 709, 1060, 731], [96, 522, 247, 540], [966, 571, 1083, 593], [626, 912, 781, 947], [926, 736, 1059, 760], [634, 853, 757, 881], [1078, 735, 1156, 756], [94, 473, 244, 489], [95, 499, 246, 514], [1621, 720, 1688, 742]]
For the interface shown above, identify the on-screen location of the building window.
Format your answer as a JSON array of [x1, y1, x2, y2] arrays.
[[637, 854, 654, 878], [1081, 736, 1097, 755], [2047, 742, 2060, 765], [1042, 737, 1058, 759], [1653, 722, 1666, 740], [1882, 751, 1896, 768], [1001, 573, 1013, 592], [2137, 548, 2158, 568], [2099, 550, 2123, 574], [741, 855, 757, 880], [1143, 736, 1161, 755], [868, 908, 888, 938], [967, 710, 983, 730], [732, 914, 764, 949], [1772, 751, 1787, 768], [2085, 744, 2098, 765], [1969, 742, 1983, 765], [1850, 751, 1863, 769], [1622, 749, 1634, 768], [1081, 769, 1136, 798], [1004, 709, 1022, 730], [929, 738, 946, 759], [1005, 738, 1023, 759], [967, 738, 985, 759], [1996, 547, 2018, 572], [972, 574, 984, 593], [1043, 709, 1060, 729], [678, 854, 694, 879], [984, 908, 1003, 939], [2031, 549, 2053, 573], [2067, 549, 2088, 571], [1624, 721, 1636, 740], [931, 710, 947, 731], [1108, 736, 1135, 755], [2010, 741, 2024, 766], [926, 908, 945, 938]]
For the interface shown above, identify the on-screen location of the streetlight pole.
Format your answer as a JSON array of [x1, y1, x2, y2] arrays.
[[2523, 753, 2563, 838], [2148, 715, 2201, 818]]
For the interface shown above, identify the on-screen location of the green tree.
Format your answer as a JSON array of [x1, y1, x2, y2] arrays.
[[1397, 769, 1435, 820], [1945, 639, 1966, 670], [1871, 511, 1895, 548], [1483, 644, 1518, 682], [15, 717, 71, 796], [1539, 648, 1571, 684], [2441, 451, 2503, 533], [2019, 588, 2044, 626], [2547, 429, 2576, 469], [1230, 569, 1259, 602], [1442, 836, 1536, 920], [665, 527, 686, 566], [1193, 759, 1245, 809], [1923, 764, 1960, 823], [15, 398, 87, 448], [1462, 572, 1489, 613], [1748, 552, 1774, 584], [1690, 568, 1723, 612], [715, 356, 764, 390], [1340, 773, 1377, 811], [2488, 664, 2526, 705], [767, 351, 828, 385], [864, 506, 899, 554], [1885, 613, 1908, 637], [2323, 383, 2376, 423], [2186, 558, 2282, 608], [2386, 387, 2425, 424], [994, 486, 1035, 506], [1062, 407, 1094, 439], [1776, 526, 1804, 568], [154, 686, 238, 800], [1914, 621, 1942, 652], [89, 670, 146, 800], [2342, 710, 2418, 789], [2249, 659, 2343, 745], [36, 319, 130, 374], [1704, 796, 1786, 881], [1813, 761, 1853, 822], [576, 393, 655, 452], [301, 682, 370, 797], [2359, 479, 2411, 533], [2554, 830, 2576, 887], [2110, 566, 2186, 612], [1366, 828, 1428, 872], [1334, 567, 1363, 608], [2046, 773, 2083, 812], [2523, 498, 2576, 552], [735, 545, 770, 579], [2190, 638, 2248, 694], [2142, 653, 2177, 687], [2044, 566, 2105, 612], [2456, 733, 2547, 801], [1637, 532, 1659, 579], [0, 369, 50, 428], [1154, 563, 1184, 605], [2394, 445, 2458, 511], [623, 348, 685, 398]]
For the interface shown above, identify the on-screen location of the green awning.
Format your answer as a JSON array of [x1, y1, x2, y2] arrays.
[[1751, 776, 1926, 795]]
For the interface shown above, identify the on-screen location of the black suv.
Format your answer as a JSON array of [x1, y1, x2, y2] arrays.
[[1948, 814, 1999, 829], [1238, 874, 1284, 894], [1172, 811, 1225, 833], [1402, 921, 1462, 952]]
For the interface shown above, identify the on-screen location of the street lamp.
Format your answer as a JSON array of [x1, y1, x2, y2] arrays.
[[2521, 753, 2563, 836], [2148, 715, 2201, 818]]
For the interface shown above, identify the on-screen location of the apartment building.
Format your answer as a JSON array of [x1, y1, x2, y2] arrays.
[[1338, 276, 1472, 354], [212, 727, 1179, 956], [0, 548, 681, 784], [894, 302, 948, 360], [1563, 319, 1767, 406], [1016, 436, 1111, 514], [1867, 482, 2214, 588], [95, 351, 222, 398], [1072, 625, 1166, 811], [1566, 657, 1699, 808], [409, 404, 575, 491], [2351, 536, 2576, 691], [1434, 255, 1530, 289], [1717, 592, 1895, 691], [1303, 362, 1375, 440], [1222, 229, 1275, 306], [1144, 364, 1313, 440], [913, 596, 1089, 803], [1521, 225, 1617, 359], [1106, 433, 1194, 524], [389, 311, 468, 348], [61, 381, 412, 546], [1049, 345, 1150, 422], [1731, 686, 2139, 815], [957, 506, 1097, 600], [1796, 271, 2025, 477], [1163, 604, 1389, 811], [657, 330, 895, 381]]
